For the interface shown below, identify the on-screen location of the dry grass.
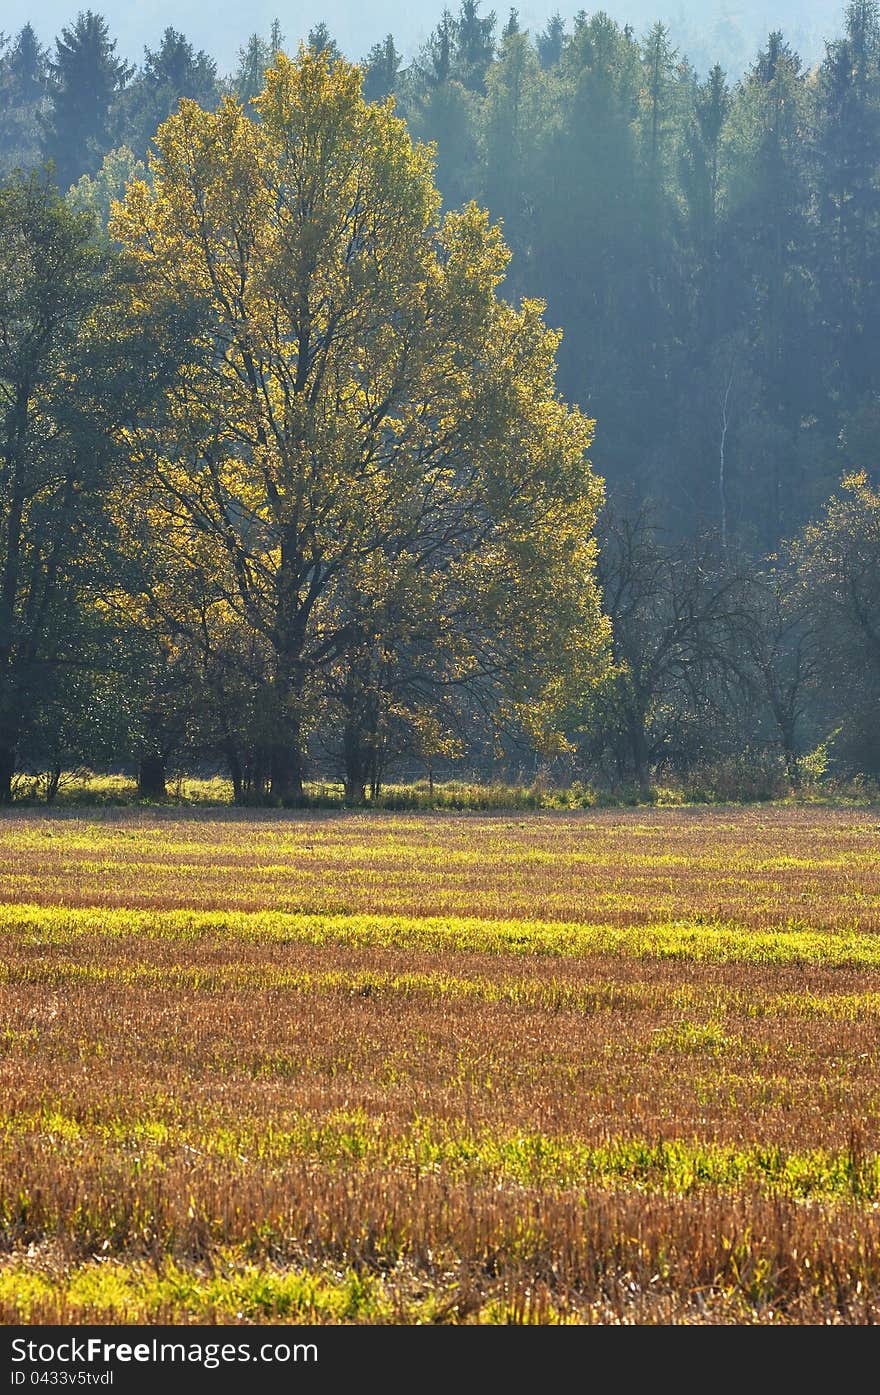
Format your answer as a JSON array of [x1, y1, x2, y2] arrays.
[[1, 805, 880, 1323]]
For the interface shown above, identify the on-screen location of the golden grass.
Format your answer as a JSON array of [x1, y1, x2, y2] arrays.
[[2, 805, 880, 1323]]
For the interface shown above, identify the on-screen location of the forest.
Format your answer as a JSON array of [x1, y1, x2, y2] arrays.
[[0, 2, 879, 802]]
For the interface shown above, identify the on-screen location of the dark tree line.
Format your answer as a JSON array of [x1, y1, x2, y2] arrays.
[[4, 5, 880, 550]]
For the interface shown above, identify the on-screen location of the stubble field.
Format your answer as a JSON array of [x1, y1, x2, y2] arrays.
[[1, 804, 880, 1324]]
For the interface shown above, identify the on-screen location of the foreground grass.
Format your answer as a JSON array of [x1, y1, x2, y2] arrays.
[[18, 771, 880, 810], [2, 806, 880, 1323], [0, 1249, 812, 1325]]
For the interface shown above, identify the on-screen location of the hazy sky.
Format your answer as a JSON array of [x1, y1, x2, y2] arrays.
[[1, 1, 848, 74]]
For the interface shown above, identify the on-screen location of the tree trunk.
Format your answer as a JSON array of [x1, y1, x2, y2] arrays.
[[342, 716, 368, 805], [370, 761, 382, 803], [138, 752, 167, 799], [628, 708, 652, 798], [225, 742, 244, 804], [0, 744, 14, 804], [45, 766, 61, 805], [270, 610, 306, 802], [781, 724, 800, 789], [269, 739, 304, 804]]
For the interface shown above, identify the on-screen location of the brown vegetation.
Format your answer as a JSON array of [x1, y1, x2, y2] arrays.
[[1, 805, 880, 1322]]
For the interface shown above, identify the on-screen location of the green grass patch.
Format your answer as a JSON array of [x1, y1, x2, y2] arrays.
[[4, 1109, 879, 1202], [3, 901, 880, 966]]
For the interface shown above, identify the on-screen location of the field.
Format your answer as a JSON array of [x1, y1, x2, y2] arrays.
[[2, 804, 880, 1324]]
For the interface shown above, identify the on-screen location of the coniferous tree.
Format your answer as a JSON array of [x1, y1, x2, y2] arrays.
[[722, 32, 815, 548], [233, 33, 271, 105], [362, 35, 401, 103], [536, 13, 565, 68], [529, 14, 646, 494], [307, 23, 340, 61], [4, 23, 47, 106], [0, 171, 150, 798], [481, 24, 539, 291], [456, 0, 496, 91], [680, 63, 730, 351], [42, 11, 130, 190], [813, 1, 880, 408], [0, 24, 49, 172], [418, 9, 456, 86], [118, 28, 218, 159]]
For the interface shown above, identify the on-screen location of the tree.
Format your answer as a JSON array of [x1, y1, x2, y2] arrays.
[[112, 50, 609, 801], [528, 14, 647, 498], [68, 145, 146, 227], [585, 508, 751, 792], [640, 23, 679, 192], [721, 31, 813, 548], [119, 27, 218, 159], [42, 11, 130, 190], [635, 23, 685, 388], [3, 23, 46, 106], [412, 2, 495, 93], [406, 72, 479, 209], [0, 24, 49, 173], [0, 171, 128, 799], [456, 0, 496, 92], [536, 13, 565, 68], [307, 24, 340, 62], [362, 35, 401, 104], [480, 25, 540, 290], [679, 63, 730, 352], [232, 27, 282, 107], [743, 559, 819, 785], [503, 10, 520, 40], [792, 472, 880, 773], [419, 10, 456, 86], [813, 1, 880, 406]]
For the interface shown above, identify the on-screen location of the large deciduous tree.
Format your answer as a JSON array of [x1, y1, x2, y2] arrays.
[[792, 471, 880, 773], [112, 48, 608, 801], [585, 507, 752, 793]]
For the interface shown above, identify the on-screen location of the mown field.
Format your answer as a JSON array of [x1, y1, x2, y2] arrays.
[[2, 804, 880, 1324]]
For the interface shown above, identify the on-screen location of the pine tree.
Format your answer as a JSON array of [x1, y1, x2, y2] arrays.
[[4, 23, 47, 106], [680, 64, 730, 350], [233, 34, 271, 105], [420, 10, 455, 86], [42, 11, 130, 190], [530, 13, 646, 494], [362, 35, 401, 104], [307, 24, 340, 62], [722, 32, 814, 547], [119, 28, 218, 158], [482, 26, 539, 287], [0, 24, 49, 171], [456, 0, 496, 91], [536, 13, 565, 68], [502, 10, 519, 40], [813, 0, 880, 403]]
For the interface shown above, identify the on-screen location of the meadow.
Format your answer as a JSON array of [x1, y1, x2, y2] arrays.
[[2, 804, 880, 1324]]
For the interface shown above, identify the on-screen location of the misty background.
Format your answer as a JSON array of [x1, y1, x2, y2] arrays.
[[0, 1, 851, 75]]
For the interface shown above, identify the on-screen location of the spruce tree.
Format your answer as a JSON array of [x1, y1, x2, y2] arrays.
[[42, 11, 129, 190]]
